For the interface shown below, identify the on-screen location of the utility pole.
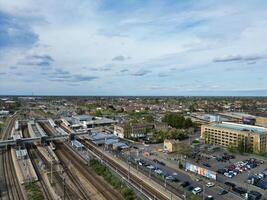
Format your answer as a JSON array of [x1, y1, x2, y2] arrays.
[[203, 184, 205, 200], [184, 190, 186, 200], [63, 175, 66, 200], [50, 160, 53, 184], [246, 170, 250, 200], [128, 160, 130, 181]]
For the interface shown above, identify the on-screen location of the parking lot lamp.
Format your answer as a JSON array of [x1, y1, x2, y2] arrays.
[[246, 170, 251, 200], [203, 184, 205, 200], [127, 159, 130, 181]]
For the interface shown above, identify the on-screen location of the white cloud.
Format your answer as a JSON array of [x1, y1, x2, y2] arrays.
[[0, 0, 267, 95]]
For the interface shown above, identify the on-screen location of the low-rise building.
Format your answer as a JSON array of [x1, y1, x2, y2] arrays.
[[164, 139, 180, 153], [64, 115, 117, 130], [201, 122, 267, 153], [154, 122, 168, 131], [114, 123, 154, 139], [16, 149, 28, 160], [0, 110, 9, 116], [256, 117, 267, 127]]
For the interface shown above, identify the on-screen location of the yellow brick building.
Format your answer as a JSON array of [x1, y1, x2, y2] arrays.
[[201, 122, 267, 153], [164, 139, 180, 153]]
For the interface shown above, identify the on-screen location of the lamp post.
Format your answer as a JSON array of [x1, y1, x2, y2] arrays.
[[50, 159, 53, 184], [246, 170, 251, 200], [128, 159, 130, 181], [63, 173, 66, 200], [203, 184, 205, 200]]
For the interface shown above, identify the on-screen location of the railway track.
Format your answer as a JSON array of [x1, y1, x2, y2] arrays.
[[1, 115, 24, 200], [25, 143, 82, 199], [22, 127, 54, 200], [55, 120, 177, 199], [27, 148, 54, 200], [37, 122, 89, 199], [80, 139, 174, 200], [40, 121, 123, 200], [53, 147, 94, 200], [55, 143, 123, 200]]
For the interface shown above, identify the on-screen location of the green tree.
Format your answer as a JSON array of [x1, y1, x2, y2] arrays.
[[95, 110, 103, 117], [144, 114, 154, 122], [183, 118, 193, 128], [176, 142, 192, 156]]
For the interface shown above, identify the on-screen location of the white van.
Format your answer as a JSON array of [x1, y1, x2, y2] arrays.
[[192, 187, 202, 195]]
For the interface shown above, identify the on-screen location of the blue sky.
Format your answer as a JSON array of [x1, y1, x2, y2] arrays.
[[0, 0, 267, 96]]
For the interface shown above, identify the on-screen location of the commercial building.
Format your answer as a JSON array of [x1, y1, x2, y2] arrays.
[[63, 115, 117, 130], [114, 123, 154, 139], [256, 117, 267, 127], [201, 122, 267, 153], [0, 110, 9, 117], [218, 112, 256, 124], [163, 139, 180, 153]]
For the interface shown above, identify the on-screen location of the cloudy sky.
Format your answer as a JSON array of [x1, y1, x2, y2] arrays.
[[0, 0, 267, 96]]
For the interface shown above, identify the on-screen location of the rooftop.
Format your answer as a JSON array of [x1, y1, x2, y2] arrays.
[[211, 122, 267, 134], [88, 132, 118, 141], [219, 112, 256, 119], [73, 115, 94, 121]]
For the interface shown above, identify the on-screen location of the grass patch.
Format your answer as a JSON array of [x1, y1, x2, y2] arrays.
[[90, 159, 141, 200], [25, 182, 45, 200]]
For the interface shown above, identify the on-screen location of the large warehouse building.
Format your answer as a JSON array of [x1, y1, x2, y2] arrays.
[[201, 122, 267, 153]]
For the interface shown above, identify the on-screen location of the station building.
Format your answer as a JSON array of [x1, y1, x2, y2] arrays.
[[63, 115, 117, 130], [201, 122, 267, 153]]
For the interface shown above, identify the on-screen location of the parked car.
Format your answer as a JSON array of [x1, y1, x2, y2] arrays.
[[181, 181, 190, 187], [154, 169, 163, 175], [248, 191, 262, 200], [218, 189, 228, 195], [217, 168, 227, 174], [233, 186, 247, 195], [192, 187, 202, 195], [172, 177, 180, 183], [204, 195, 214, 200], [206, 182, 215, 188], [152, 159, 165, 166], [224, 172, 233, 178], [256, 179, 267, 189], [203, 163, 211, 168], [166, 176, 174, 181], [225, 181, 236, 188], [187, 186, 194, 191], [146, 165, 155, 170]]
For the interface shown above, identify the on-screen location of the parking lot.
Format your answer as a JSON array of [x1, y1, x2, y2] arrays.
[[114, 145, 242, 200], [186, 144, 267, 194], [126, 142, 267, 199]]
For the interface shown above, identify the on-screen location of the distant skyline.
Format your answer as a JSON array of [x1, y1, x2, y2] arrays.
[[0, 0, 267, 96]]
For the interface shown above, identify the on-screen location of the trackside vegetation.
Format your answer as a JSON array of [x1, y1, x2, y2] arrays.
[[90, 159, 141, 200], [25, 183, 44, 200]]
